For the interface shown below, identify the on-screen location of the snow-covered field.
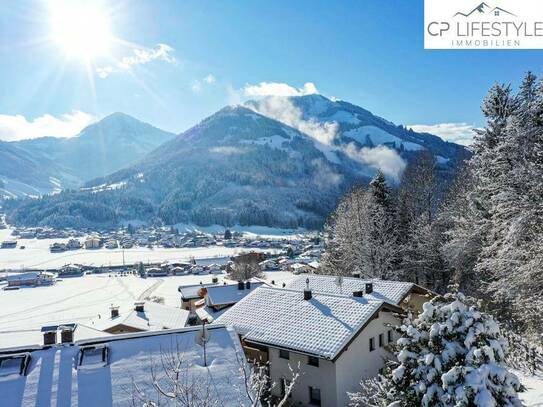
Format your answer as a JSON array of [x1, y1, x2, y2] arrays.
[[0, 271, 294, 348]]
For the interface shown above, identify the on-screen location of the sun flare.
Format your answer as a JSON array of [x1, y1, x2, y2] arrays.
[[49, 2, 112, 61]]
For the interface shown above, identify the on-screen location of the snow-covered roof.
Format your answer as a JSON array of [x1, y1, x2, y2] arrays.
[[216, 286, 395, 359], [92, 301, 189, 332], [179, 282, 219, 300], [206, 281, 265, 307], [285, 275, 416, 305], [0, 325, 252, 406], [0, 323, 112, 350], [6, 272, 39, 281]]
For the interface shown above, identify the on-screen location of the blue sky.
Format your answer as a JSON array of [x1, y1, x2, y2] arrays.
[[0, 0, 542, 143]]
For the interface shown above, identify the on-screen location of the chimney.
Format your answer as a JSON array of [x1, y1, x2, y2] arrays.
[[353, 290, 364, 297], [212, 276, 218, 283], [110, 306, 119, 318], [365, 283, 373, 294], [42, 327, 57, 346], [304, 277, 312, 300], [245, 281, 251, 289], [135, 302, 145, 312], [60, 325, 75, 344], [237, 281, 245, 290]]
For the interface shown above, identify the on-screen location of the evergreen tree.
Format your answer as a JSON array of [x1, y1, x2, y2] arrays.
[[351, 292, 523, 406]]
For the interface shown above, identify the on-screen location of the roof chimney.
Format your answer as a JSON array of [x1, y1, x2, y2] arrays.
[[42, 326, 57, 346], [245, 281, 251, 289], [110, 306, 119, 318], [60, 325, 75, 344], [237, 281, 245, 290], [304, 277, 312, 300], [212, 276, 218, 283], [365, 283, 373, 294], [134, 302, 145, 312], [353, 290, 364, 297]]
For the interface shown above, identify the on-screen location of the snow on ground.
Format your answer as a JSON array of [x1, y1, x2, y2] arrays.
[[0, 236, 276, 271], [517, 370, 543, 406]]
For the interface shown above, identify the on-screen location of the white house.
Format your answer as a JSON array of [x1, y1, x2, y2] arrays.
[[285, 274, 430, 311], [0, 325, 253, 406], [216, 285, 404, 406]]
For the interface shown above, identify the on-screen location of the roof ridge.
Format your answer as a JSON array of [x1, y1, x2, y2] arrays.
[[258, 285, 385, 302]]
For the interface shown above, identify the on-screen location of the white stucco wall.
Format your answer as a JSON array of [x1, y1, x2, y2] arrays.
[[334, 310, 400, 406], [269, 347, 337, 406]]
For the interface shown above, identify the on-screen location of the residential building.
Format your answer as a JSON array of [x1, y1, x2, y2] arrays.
[[0, 325, 252, 406], [6, 272, 57, 287], [285, 274, 430, 311], [91, 301, 189, 334], [216, 285, 404, 406]]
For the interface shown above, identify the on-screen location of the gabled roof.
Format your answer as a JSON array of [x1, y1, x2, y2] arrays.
[[0, 325, 252, 406], [178, 282, 219, 300], [216, 286, 400, 360], [206, 281, 266, 307], [92, 301, 189, 332], [285, 275, 420, 305]]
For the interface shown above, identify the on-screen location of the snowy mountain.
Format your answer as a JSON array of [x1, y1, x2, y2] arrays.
[[6, 95, 469, 229], [1, 113, 175, 197], [15, 112, 175, 183]]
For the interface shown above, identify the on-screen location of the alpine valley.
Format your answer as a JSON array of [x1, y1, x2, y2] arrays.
[[2, 95, 469, 229]]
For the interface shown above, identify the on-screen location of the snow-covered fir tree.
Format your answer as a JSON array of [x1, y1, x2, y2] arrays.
[[349, 292, 524, 407]]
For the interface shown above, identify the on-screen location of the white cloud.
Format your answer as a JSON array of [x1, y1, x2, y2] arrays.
[[96, 43, 176, 78], [408, 123, 479, 146], [203, 74, 216, 84], [192, 74, 217, 93], [244, 82, 319, 97], [344, 143, 406, 181], [0, 111, 95, 141], [247, 96, 338, 145]]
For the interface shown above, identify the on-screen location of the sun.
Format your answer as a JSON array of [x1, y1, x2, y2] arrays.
[[49, 1, 113, 61]]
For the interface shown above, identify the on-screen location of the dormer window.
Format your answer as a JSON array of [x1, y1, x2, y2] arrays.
[[0, 353, 31, 377], [78, 345, 109, 369]]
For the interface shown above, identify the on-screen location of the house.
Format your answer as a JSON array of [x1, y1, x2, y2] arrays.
[[0, 325, 253, 406], [84, 236, 101, 249], [195, 280, 266, 323], [1, 240, 17, 249], [216, 285, 403, 406], [146, 267, 168, 277], [59, 264, 84, 277], [285, 274, 430, 311], [91, 301, 189, 334], [179, 281, 220, 314], [6, 272, 57, 287]]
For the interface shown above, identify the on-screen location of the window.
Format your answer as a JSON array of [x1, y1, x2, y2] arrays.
[[0, 353, 31, 377], [279, 349, 290, 360], [78, 345, 109, 369], [308, 355, 319, 367], [280, 378, 292, 398], [494, 10, 500, 16], [309, 386, 321, 406], [379, 333, 384, 347], [387, 329, 393, 344], [369, 337, 375, 352]]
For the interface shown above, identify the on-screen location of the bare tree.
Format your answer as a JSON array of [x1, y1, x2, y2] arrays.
[[229, 253, 264, 281], [129, 339, 300, 407]]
